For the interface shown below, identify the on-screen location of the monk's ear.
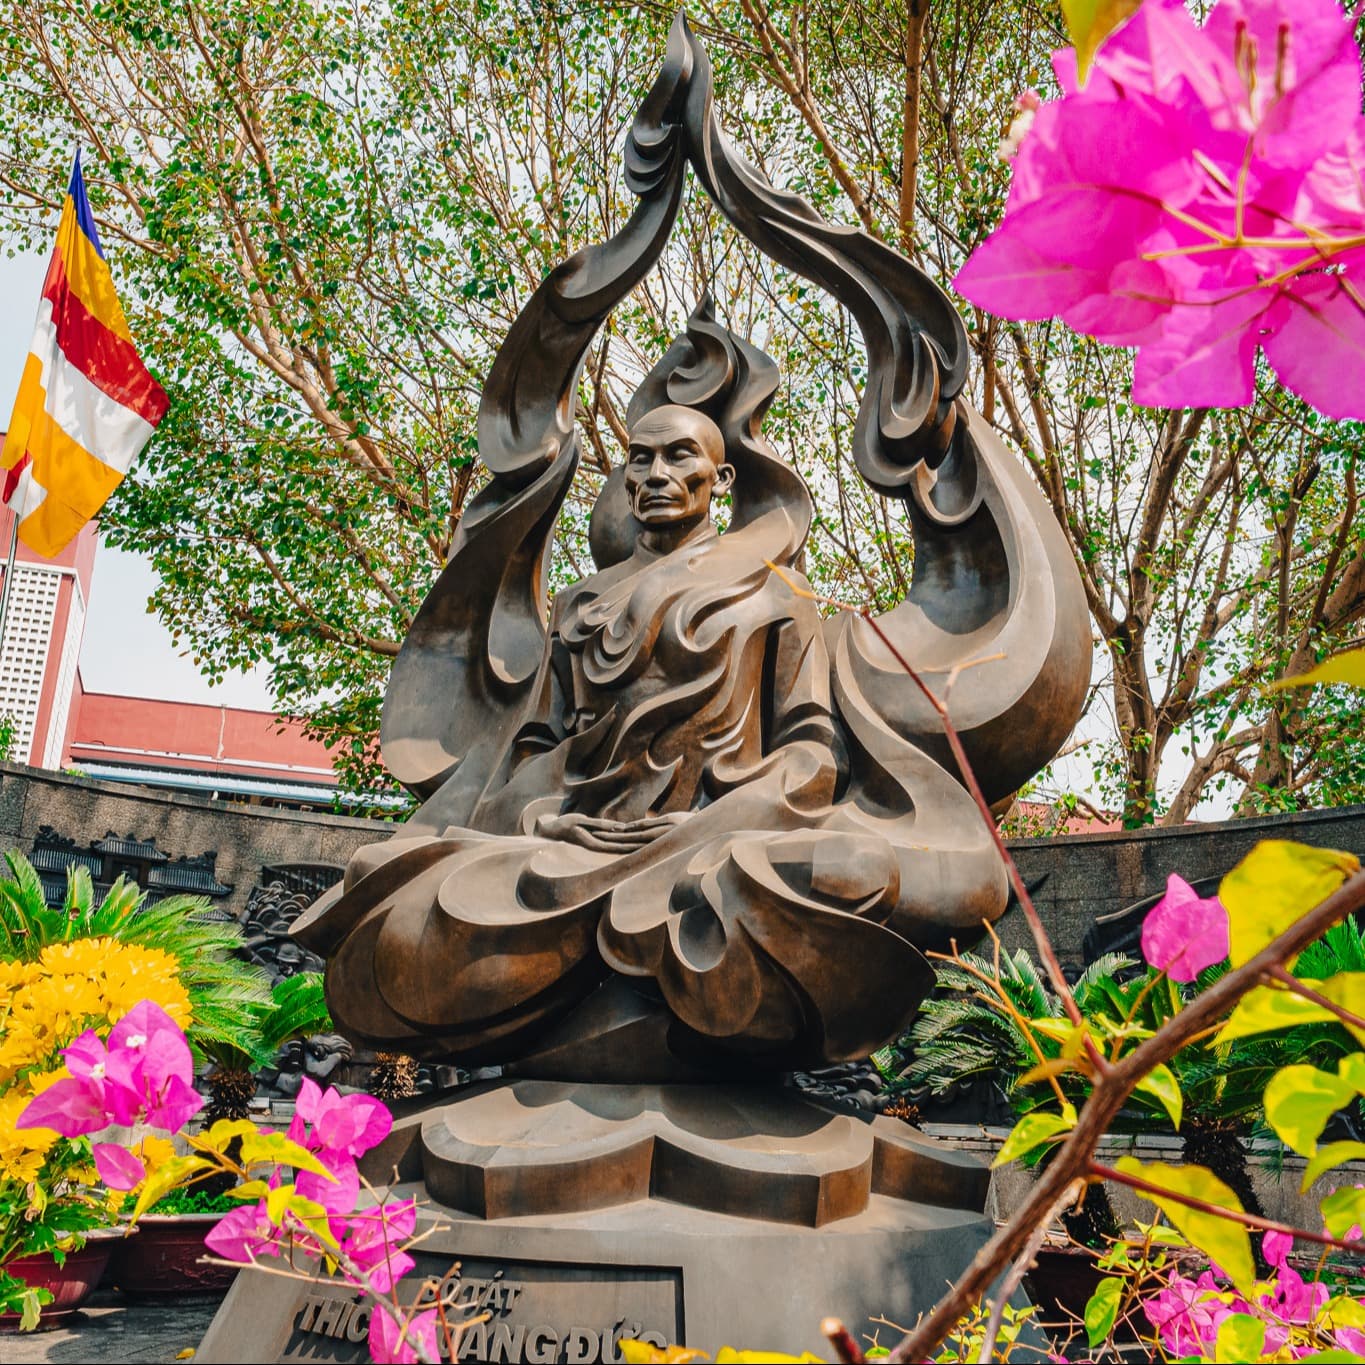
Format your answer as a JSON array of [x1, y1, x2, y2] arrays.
[[713, 463, 736, 495]]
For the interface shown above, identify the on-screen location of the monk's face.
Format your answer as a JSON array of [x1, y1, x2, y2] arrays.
[[625, 406, 734, 527]]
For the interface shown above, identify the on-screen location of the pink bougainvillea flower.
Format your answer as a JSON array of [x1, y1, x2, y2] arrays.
[[1143, 1270, 1229, 1356], [1141, 874, 1230, 982], [1338, 1326, 1365, 1355], [1263, 1228, 1293, 1269], [22, 1003, 206, 1139], [16, 1066, 109, 1137], [369, 1305, 439, 1365], [955, 0, 1365, 416], [101, 1000, 203, 1132], [288, 1077, 391, 1163], [203, 1200, 285, 1264], [296, 1155, 361, 1221], [92, 1142, 147, 1191], [341, 1200, 418, 1294]]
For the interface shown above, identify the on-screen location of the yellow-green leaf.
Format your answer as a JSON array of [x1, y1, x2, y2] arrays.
[[715, 1352, 824, 1363], [1267, 647, 1365, 693], [1084, 1276, 1123, 1348], [199, 1118, 258, 1150], [1339, 1054, 1365, 1090], [1220, 841, 1358, 969], [992, 1111, 1076, 1168], [1215, 1313, 1266, 1362], [1113, 1158, 1254, 1290], [1060, 0, 1143, 81], [129, 1155, 214, 1223], [620, 1346, 708, 1364], [1219, 976, 1365, 1046], [1134, 1063, 1183, 1130], [1302, 1141, 1365, 1192], [262, 1184, 339, 1250], [1321, 1187, 1365, 1242], [1265, 1065, 1358, 1157], [238, 1131, 333, 1180], [1322, 1295, 1365, 1329], [1018, 1056, 1083, 1087], [227, 1179, 272, 1202]]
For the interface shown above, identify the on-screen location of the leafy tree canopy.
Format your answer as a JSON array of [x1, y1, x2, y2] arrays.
[[0, 0, 1361, 820]]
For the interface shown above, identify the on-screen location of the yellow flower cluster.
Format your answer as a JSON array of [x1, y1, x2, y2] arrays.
[[0, 938, 191, 1189], [0, 938, 190, 1084], [0, 1070, 65, 1185]]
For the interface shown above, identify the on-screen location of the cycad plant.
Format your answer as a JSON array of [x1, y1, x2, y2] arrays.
[[199, 972, 333, 1124], [897, 950, 1133, 1245], [0, 849, 273, 1118], [895, 925, 1365, 1246]]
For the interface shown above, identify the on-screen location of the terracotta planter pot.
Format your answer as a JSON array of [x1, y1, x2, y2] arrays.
[[108, 1214, 238, 1298], [0, 1230, 122, 1329]]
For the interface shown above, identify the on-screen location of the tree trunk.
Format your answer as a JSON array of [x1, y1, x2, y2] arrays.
[[899, 0, 930, 253], [1183, 1115, 1269, 1273]]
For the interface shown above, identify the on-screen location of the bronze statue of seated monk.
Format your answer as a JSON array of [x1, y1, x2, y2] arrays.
[[293, 18, 1089, 1084]]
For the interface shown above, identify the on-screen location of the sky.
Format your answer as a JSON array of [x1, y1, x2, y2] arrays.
[[0, 248, 275, 710]]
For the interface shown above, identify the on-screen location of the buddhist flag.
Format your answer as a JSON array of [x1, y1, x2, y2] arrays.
[[1, 152, 167, 557]]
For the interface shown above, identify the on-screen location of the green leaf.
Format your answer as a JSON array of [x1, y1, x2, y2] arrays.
[[1113, 1158, 1254, 1290], [1214, 1313, 1265, 1362], [1060, 0, 1143, 81], [1220, 842, 1358, 969], [1083, 1276, 1123, 1348], [1320, 1187, 1365, 1241], [1301, 1141, 1365, 1192], [1134, 1063, 1183, 1129], [1268, 647, 1365, 693], [992, 1110, 1076, 1168], [1218, 975, 1365, 1046], [1264, 1065, 1358, 1156]]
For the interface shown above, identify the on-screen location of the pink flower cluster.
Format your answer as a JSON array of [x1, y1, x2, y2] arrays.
[[17, 1005, 435, 1365], [16, 999, 203, 1188], [955, 0, 1365, 417], [1144, 1231, 1365, 1358], [203, 1077, 438, 1364]]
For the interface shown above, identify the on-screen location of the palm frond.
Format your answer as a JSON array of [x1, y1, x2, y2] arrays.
[[62, 864, 94, 921], [260, 974, 332, 1052]]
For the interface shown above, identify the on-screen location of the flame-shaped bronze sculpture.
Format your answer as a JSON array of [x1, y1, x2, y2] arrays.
[[293, 16, 1089, 1084]]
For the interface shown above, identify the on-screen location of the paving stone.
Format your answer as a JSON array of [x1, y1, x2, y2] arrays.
[[1, 1290, 223, 1364]]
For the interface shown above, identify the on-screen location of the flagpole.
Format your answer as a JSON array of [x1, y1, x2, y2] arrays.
[[0, 512, 18, 665]]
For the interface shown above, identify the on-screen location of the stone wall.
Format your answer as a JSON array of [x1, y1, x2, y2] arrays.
[[1003, 802, 1365, 970], [0, 760, 395, 918], [3, 759, 1362, 970]]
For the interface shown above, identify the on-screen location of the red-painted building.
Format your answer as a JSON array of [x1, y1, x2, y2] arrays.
[[66, 690, 344, 807]]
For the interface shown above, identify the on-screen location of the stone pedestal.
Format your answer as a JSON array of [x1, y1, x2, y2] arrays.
[[196, 1081, 997, 1363]]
